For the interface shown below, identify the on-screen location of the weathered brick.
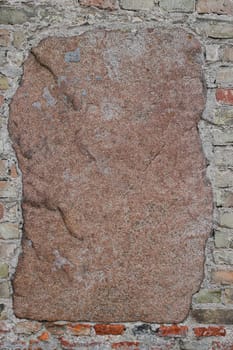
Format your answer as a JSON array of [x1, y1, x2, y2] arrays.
[[216, 89, 233, 105], [14, 321, 42, 335], [0, 160, 7, 178], [94, 324, 125, 335], [160, 0, 195, 12], [214, 108, 233, 125], [223, 288, 233, 303], [37, 331, 50, 341], [215, 147, 233, 166], [180, 339, 212, 350], [213, 129, 233, 145], [0, 7, 36, 25], [0, 222, 19, 239], [223, 47, 233, 62], [0, 263, 8, 278], [13, 31, 25, 49], [212, 270, 233, 284], [0, 242, 17, 259], [215, 230, 233, 248], [192, 308, 233, 324], [206, 45, 219, 61], [217, 68, 233, 87], [79, 0, 118, 10], [0, 30, 10, 47], [112, 342, 140, 349], [0, 321, 10, 332], [9, 164, 18, 178], [197, 0, 233, 14], [214, 169, 233, 187], [193, 289, 221, 303], [120, 0, 154, 10], [198, 21, 233, 39], [218, 191, 233, 208], [158, 324, 188, 337], [193, 326, 226, 337], [0, 76, 9, 90], [67, 323, 91, 336], [0, 203, 4, 220], [219, 211, 233, 229], [214, 250, 233, 264], [0, 181, 17, 198], [0, 281, 10, 298]]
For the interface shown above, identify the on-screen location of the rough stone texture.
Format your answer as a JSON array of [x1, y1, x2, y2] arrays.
[[160, 0, 195, 12], [79, 0, 118, 10], [192, 309, 233, 324], [197, 0, 233, 15], [9, 28, 212, 323], [120, 0, 154, 10]]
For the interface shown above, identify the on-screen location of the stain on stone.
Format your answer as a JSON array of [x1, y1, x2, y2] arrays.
[[9, 29, 212, 323], [64, 48, 80, 63]]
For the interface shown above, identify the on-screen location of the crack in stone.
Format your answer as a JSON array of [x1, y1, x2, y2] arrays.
[[143, 144, 165, 172], [31, 49, 57, 81], [57, 206, 84, 241]]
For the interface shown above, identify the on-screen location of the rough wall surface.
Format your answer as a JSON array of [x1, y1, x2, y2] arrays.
[[9, 29, 211, 323], [0, 0, 233, 349]]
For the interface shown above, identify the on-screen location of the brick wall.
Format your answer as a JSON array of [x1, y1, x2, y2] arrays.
[[0, 0, 233, 349]]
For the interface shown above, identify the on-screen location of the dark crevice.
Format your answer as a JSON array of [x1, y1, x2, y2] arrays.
[[143, 144, 165, 172], [31, 49, 57, 82], [57, 206, 84, 241]]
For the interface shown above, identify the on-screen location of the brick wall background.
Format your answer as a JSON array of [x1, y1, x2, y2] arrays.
[[0, 0, 233, 349]]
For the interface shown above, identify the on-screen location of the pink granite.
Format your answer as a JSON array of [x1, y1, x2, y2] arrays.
[[9, 28, 212, 323]]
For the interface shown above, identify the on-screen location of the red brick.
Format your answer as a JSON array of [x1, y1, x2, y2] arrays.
[[112, 342, 140, 349], [37, 331, 50, 341], [59, 337, 76, 348], [216, 89, 233, 105], [67, 323, 91, 336], [158, 324, 188, 337], [194, 326, 226, 337], [94, 324, 125, 335], [79, 0, 118, 9]]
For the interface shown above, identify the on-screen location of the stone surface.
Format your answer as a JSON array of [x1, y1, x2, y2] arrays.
[[212, 270, 233, 284], [216, 89, 233, 105], [0, 223, 19, 239], [0, 7, 35, 25], [0, 263, 8, 279], [0, 76, 9, 90], [193, 289, 221, 303], [120, 0, 154, 10], [223, 288, 233, 303], [216, 68, 233, 86], [79, 0, 118, 10], [0, 30, 10, 47], [9, 29, 212, 323], [197, 0, 233, 14], [192, 309, 233, 324], [198, 21, 233, 39], [0, 282, 10, 298], [160, 0, 195, 12], [223, 47, 233, 61]]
